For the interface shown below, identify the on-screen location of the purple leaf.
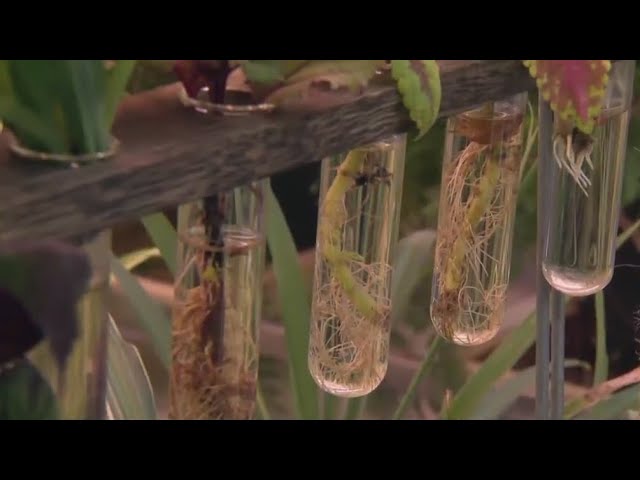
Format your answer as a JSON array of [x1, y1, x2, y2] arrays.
[[0, 240, 92, 371]]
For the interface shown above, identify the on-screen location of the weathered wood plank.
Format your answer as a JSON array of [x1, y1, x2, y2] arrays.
[[0, 60, 535, 242]]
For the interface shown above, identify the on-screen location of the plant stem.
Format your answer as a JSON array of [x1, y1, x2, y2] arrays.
[[319, 149, 378, 320], [593, 291, 608, 385], [202, 194, 226, 363], [392, 335, 444, 420], [344, 397, 367, 420], [443, 150, 501, 292], [442, 101, 502, 294], [255, 383, 271, 420]]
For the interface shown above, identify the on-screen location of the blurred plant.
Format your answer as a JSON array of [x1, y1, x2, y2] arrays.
[[0, 60, 136, 154], [172, 60, 440, 137], [0, 60, 137, 419]]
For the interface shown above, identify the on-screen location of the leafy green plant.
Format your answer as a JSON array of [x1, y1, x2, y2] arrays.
[[0, 60, 137, 419], [172, 60, 440, 130], [105, 314, 156, 420], [0, 60, 136, 154]]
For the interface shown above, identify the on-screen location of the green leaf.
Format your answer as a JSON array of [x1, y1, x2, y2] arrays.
[[0, 359, 58, 420], [119, 247, 161, 272], [63, 60, 109, 153], [110, 254, 171, 370], [0, 60, 11, 95], [8, 61, 59, 123], [322, 393, 340, 420], [286, 60, 384, 89], [243, 60, 310, 87], [522, 60, 611, 135], [593, 291, 608, 385], [344, 396, 367, 420], [616, 217, 640, 248], [105, 314, 156, 420], [0, 95, 64, 152], [443, 312, 537, 419], [391, 60, 441, 138], [390, 229, 437, 327], [470, 360, 585, 420], [255, 383, 271, 420], [266, 184, 319, 419], [441, 158, 640, 420], [264, 60, 384, 110], [104, 60, 137, 128], [127, 60, 178, 94], [392, 335, 444, 420], [141, 213, 177, 276], [242, 61, 287, 86], [574, 384, 640, 420]]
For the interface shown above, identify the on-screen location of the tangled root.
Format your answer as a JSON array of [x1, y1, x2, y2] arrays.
[[170, 284, 257, 420], [431, 120, 521, 346], [552, 130, 595, 196], [309, 260, 391, 395]]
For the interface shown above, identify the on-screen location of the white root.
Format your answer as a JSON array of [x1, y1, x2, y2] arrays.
[[553, 133, 594, 196]]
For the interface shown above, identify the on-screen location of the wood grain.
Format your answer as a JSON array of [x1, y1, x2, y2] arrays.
[[0, 60, 535, 242]]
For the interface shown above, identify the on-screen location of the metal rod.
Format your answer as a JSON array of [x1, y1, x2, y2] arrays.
[[550, 289, 566, 419], [536, 99, 567, 420], [535, 100, 553, 420]]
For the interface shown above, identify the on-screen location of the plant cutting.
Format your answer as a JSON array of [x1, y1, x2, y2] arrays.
[[523, 60, 637, 296], [308, 134, 407, 397], [0, 60, 136, 419], [293, 62, 441, 398], [165, 60, 443, 412], [168, 60, 276, 420], [87, 59, 640, 420], [170, 184, 268, 420], [430, 95, 528, 346]]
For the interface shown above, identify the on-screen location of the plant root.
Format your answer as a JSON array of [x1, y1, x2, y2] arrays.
[[432, 108, 523, 345]]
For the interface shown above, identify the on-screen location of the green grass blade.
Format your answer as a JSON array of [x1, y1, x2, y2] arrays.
[[323, 393, 340, 420], [119, 247, 161, 272], [392, 335, 444, 420], [443, 217, 640, 420], [443, 313, 537, 419], [110, 254, 171, 370], [266, 184, 319, 419], [344, 397, 366, 420], [390, 229, 436, 327], [0, 60, 12, 96], [616, 217, 640, 248], [64, 60, 109, 153], [105, 314, 157, 420], [593, 291, 608, 385], [7, 61, 59, 121], [255, 383, 271, 420], [0, 96, 64, 152], [574, 384, 640, 420], [105, 60, 137, 127], [470, 359, 585, 420], [141, 213, 177, 276]]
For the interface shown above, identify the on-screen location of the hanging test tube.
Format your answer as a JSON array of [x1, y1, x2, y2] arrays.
[[542, 60, 636, 296], [169, 180, 268, 419], [430, 94, 527, 346], [308, 134, 406, 397]]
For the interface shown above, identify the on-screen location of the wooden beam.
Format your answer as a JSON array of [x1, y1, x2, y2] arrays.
[[0, 60, 534, 242]]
